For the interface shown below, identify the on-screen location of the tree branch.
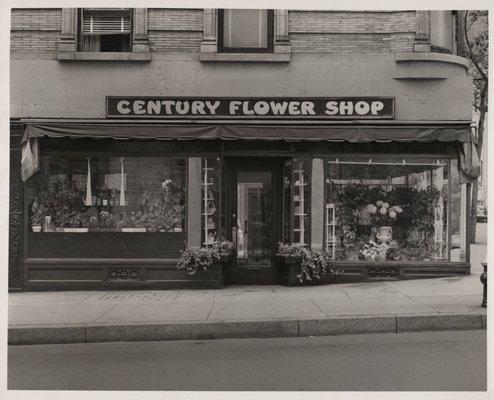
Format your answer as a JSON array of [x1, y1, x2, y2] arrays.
[[464, 10, 489, 83]]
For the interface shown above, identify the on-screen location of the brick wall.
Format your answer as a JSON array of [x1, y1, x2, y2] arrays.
[[289, 10, 416, 54], [11, 8, 61, 52], [9, 8, 419, 54], [148, 8, 203, 52]]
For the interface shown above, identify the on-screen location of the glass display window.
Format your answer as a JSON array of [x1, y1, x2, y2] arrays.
[[27, 155, 186, 233], [324, 156, 463, 262]]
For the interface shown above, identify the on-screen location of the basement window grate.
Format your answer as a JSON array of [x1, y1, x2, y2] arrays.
[[107, 268, 142, 281], [366, 266, 400, 280]]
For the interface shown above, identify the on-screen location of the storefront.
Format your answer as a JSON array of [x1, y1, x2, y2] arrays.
[[17, 95, 479, 290]]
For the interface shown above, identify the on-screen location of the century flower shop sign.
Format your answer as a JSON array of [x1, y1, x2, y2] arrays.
[[106, 97, 395, 119]]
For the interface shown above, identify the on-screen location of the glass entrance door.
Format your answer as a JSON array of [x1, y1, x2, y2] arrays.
[[226, 159, 282, 285], [236, 171, 272, 267]]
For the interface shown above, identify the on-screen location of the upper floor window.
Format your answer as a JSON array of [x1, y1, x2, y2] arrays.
[[430, 11, 455, 53], [78, 8, 132, 52], [218, 9, 273, 53]]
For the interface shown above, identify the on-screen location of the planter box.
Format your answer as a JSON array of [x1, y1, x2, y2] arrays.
[[275, 255, 338, 287], [218, 254, 233, 285], [276, 255, 301, 286], [181, 261, 226, 288]]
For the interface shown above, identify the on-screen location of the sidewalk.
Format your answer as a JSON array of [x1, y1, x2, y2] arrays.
[[9, 242, 487, 345]]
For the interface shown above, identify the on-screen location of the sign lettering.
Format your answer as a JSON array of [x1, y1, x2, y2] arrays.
[[106, 97, 394, 119]]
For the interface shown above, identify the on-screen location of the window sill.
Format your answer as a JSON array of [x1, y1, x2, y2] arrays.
[[395, 52, 469, 70], [57, 51, 151, 62], [200, 52, 290, 63]]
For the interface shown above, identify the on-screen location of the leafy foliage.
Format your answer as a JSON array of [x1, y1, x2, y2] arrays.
[[277, 243, 343, 283], [464, 10, 488, 114], [177, 244, 220, 275], [176, 239, 235, 275]]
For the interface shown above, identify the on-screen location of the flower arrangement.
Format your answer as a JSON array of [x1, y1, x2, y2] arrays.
[[360, 240, 380, 260], [213, 237, 235, 258], [277, 242, 306, 258], [176, 244, 220, 275], [30, 201, 47, 228], [366, 201, 403, 227], [277, 243, 343, 283]]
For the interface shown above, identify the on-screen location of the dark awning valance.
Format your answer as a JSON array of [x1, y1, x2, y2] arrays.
[[22, 122, 473, 143]]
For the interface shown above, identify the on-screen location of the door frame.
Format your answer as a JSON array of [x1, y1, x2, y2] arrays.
[[223, 157, 283, 285]]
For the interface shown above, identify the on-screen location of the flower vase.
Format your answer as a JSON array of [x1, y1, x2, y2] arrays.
[[376, 226, 392, 244], [376, 226, 392, 261]]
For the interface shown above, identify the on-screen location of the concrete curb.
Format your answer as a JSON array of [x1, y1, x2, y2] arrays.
[[8, 313, 486, 345]]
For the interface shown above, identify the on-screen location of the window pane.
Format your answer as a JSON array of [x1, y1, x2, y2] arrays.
[[325, 158, 451, 262], [449, 160, 467, 262], [80, 8, 131, 52], [430, 10, 453, 52], [28, 156, 186, 233], [202, 157, 221, 245], [223, 9, 268, 48]]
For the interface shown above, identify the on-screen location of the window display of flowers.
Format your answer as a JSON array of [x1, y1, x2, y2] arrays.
[[360, 240, 380, 261], [366, 201, 403, 226], [30, 201, 47, 231]]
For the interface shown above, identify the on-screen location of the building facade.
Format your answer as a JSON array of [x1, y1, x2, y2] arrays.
[[10, 8, 477, 291]]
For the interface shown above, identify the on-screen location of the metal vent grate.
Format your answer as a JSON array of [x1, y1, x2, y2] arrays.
[[366, 266, 400, 280], [107, 268, 141, 281]]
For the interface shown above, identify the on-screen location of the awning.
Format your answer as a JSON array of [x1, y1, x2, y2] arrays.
[[21, 122, 473, 143], [20, 121, 479, 183]]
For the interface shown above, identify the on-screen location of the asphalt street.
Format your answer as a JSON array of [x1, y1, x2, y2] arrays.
[[8, 330, 486, 391]]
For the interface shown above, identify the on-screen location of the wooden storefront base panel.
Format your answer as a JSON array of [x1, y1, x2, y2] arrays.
[[275, 256, 470, 287], [23, 261, 224, 291]]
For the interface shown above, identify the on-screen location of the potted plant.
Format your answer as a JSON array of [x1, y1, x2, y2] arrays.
[[276, 243, 343, 286], [176, 243, 224, 287], [30, 201, 46, 232], [213, 238, 235, 261]]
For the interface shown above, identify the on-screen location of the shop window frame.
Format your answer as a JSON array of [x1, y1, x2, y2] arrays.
[[217, 9, 274, 54], [322, 154, 468, 265], [25, 150, 188, 235]]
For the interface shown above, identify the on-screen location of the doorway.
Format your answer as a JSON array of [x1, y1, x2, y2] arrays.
[[225, 158, 283, 284]]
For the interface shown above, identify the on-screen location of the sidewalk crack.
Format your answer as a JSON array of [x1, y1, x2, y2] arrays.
[[92, 303, 118, 323], [206, 300, 215, 321], [76, 293, 94, 304], [311, 299, 327, 316], [400, 292, 438, 313]]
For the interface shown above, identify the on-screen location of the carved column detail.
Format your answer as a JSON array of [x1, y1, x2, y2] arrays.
[[9, 121, 24, 291], [414, 10, 431, 52], [132, 8, 150, 53], [58, 8, 78, 52], [201, 9, 218, 53]]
